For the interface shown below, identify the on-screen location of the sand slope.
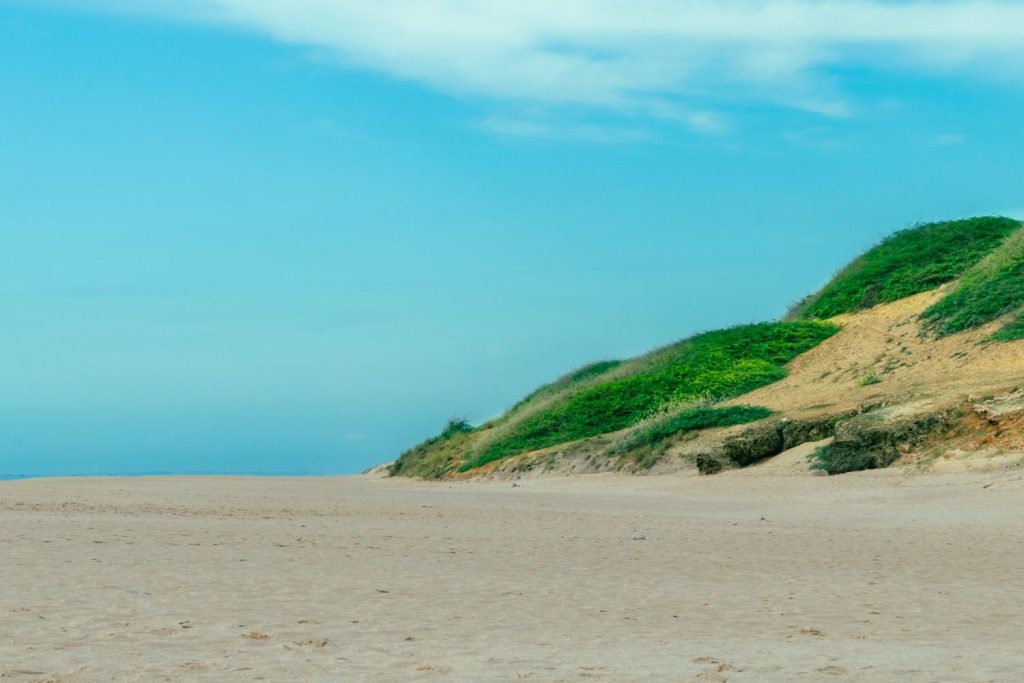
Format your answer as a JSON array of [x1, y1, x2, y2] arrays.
[[3, 473, 1024, 681], [732, 289, 1024, 417]]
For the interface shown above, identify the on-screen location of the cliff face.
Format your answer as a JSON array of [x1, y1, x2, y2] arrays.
[[390, 218, 1024, 479]]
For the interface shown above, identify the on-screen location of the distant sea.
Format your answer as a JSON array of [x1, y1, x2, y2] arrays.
[[0, 472, 345, 480]]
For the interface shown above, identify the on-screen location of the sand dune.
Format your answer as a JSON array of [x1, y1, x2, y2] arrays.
[[3, 472, 1023, 681]]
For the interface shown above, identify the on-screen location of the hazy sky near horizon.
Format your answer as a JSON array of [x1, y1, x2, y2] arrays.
[[3, 1, 1024, 475]]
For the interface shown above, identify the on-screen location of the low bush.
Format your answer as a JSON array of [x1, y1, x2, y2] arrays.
[[438, 416, 473, 439]]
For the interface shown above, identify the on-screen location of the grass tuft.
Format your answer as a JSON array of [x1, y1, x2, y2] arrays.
[[992, 313, 1024, 341], [438, 416, 473, 440], [809, 444, 832, 472], [857, 370, 881, 387]]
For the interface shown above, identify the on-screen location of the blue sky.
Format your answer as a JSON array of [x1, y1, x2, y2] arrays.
[[3, 1, 1023, 475]]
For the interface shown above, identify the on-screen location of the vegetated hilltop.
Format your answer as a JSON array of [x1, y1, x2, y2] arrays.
[[389, 216, 1024, 479]]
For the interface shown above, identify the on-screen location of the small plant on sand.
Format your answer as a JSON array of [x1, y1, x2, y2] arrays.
[[809, 445, 832, 472], [857, 370, 881, 387]]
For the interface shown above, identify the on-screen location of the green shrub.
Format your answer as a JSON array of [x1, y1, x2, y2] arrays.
[[796, 217, 1021, 319], [920, 227, 1024, 337], [459, 321, 837, 471], [439, 416, 473, 439]]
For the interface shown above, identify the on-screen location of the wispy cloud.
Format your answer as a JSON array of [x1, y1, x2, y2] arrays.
[[480, 115, 652, 144], [54, 1, 1024, 133]]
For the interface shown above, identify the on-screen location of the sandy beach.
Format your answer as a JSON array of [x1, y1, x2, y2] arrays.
[[2, 471, 1023, 681]]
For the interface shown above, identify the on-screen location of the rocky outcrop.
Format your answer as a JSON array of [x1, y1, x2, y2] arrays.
[[693, 413, 855, 474], [819, 406, 955, 474]]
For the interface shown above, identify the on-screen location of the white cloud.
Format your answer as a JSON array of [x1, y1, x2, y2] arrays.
[[50, 1, 1024, 132]]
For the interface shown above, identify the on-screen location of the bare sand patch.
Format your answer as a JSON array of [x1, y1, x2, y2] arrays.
[[2, 473, 1023, 681], [730, 290, 1024, 418]]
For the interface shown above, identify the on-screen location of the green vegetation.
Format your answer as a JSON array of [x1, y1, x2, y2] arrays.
[[438, 416, 473, 439], [389, 416, 476, 479], [920, 226, 1024, 338], [458, 321, 837, 471], [794, 217, 1021, 319], [809, 444, 832, 472], [857, 370, 881, 387], [992, 313, 1024, 341], [386, 362, 628, 478], [506, 360, 622, 414], [607, 405, 773, 469]]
